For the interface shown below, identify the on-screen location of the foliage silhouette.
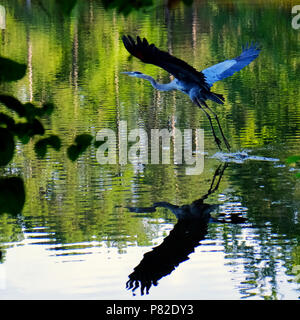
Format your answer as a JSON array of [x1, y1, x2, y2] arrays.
[[0, 95, 54, 120], [0, 127, 14, 166], [0, 94, 50, 144], [0, 53, 92, 215], [0, 57, 27, 83], [0, 95, 26, 117], [56, 0, 78, 15], [101, 0, 153, 15], [101, 0, 193, 15], [67, 134, 93, 161], [0, 93, 95, 214], [0, 177, 25, 215], [34, 135, 62, 159], [0, 91, 56, 214]]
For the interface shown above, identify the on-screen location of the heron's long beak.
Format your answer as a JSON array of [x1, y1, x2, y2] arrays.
[[121, 71, 136, 77], [121, 71, 142, 77]]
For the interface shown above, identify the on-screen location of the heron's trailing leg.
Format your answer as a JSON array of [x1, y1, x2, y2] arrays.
[[201, 100, 231, 151], [206, 163, 228, 196], [194, 98, 222, 151], [192, 163, 227, 208], [206, 164, 223, 197]]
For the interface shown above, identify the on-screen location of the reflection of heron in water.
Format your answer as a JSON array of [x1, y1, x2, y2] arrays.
[[122, 35, 261, 151], [126, 164, 246, 296]]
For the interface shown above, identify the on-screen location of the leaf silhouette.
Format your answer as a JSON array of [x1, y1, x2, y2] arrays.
[[0, 128, 15, 166], [74, 134, 93, 146], [101, 0, 153, 15], [0, 177, 25, 215], [56, 0, 78, 15], [0, 112, 15, 129], [0, 95, 26, 117], [40, 102, 55, 116], [0, 57, 27, 83], [34, 135, 61, 158], [67, 134, 93, 161], [14, 119, 45, 144]]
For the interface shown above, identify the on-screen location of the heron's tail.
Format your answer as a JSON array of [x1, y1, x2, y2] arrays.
[[208, 92, 225, 105]]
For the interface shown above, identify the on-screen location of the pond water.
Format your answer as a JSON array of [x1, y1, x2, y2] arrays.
[[1, 0, 300, 300]]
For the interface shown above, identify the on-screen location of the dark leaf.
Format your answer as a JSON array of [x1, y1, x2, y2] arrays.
[[46, 135, 61, 150], [23, 102, 38, 121], [102, 0, 153, 15], [41, 102, 55, 116], [30, 119, 45, 136], [23, 102, 55, 119], [75, 134, 93, 147], [34, 135, 61, 158], [14, 119, 45, 143], [13, 123, 31, 143], [0, 113, 15, 129], [0, 95, 26, 117], [67, 144, 80, 161], [33, 102, 55, 117], [94, 140, 104, 148], [56, 0, 78, 15], [67, 134, 93, 161], [34, 139, 47, 159], [0, 177, 25, 215], [0, 57, 27, 83], [0, 128, 15, 166]]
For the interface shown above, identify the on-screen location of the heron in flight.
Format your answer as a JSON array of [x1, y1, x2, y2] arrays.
[[122, 35, 261, 151]]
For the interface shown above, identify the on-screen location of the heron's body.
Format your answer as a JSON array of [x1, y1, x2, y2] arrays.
[[122, 35, 261, 150]]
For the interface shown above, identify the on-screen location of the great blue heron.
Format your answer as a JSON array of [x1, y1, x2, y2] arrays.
[[122, 35, 261, 151]]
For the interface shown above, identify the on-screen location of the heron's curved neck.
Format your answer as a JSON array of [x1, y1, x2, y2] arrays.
[[141, 75, 176, 91]]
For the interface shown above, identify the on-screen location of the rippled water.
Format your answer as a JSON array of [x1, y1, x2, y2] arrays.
[[1, 0, 300, 300]]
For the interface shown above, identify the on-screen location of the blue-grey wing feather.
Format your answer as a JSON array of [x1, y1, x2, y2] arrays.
[[202, 42, 261, 87]]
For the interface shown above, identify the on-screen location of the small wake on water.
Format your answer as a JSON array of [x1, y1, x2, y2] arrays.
[[211, 150, 280, 164]]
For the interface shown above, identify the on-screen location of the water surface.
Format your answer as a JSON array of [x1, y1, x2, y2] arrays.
[[0, 0, 300, 300]]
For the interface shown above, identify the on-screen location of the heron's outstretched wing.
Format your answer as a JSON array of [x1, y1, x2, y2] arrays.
[[202, 42, 261, 87], [122, 35, 209, 89]]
